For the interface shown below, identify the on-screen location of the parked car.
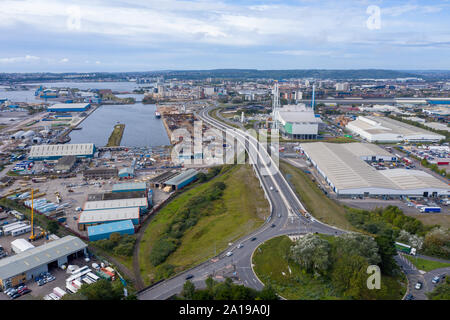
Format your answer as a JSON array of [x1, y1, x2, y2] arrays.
[[415, 282, 422, 290], [271, 224, 276, 228], [405, 294, 414, 300], [251, 237, 257, 241], [20, 289, 31, 295], [185, 274, 194, 280], [10, 292, 21, 299], [432, 276, 440, 284], [237, 243, 243, 249], [226, 251, 233, 257]]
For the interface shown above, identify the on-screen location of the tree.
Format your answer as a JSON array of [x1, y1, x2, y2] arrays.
[[331, 254, 374, 299], [290, 233, 331, 275], [197, 172, 208, 182], [47, 220, 59, 234], [422, 227, 450, 259], [335, 233, 381, 265], [427, 277, 450, 300], [258, 285, 279, 300], [375, 235, 397, 275], [63, 279, 124, 300], [181, 280, 196, 300]]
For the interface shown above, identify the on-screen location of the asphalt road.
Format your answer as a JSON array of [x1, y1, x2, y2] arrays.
[[137, 104, 344, 300], [395, 253, 450, 300]]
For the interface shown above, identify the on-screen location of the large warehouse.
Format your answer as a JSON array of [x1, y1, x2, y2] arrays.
[[47, 103, 90, 112], [0, 236, 87, 289], [87, 220, 135, 241], [300, 142, 450, 197], [273, 104, 322, 139], [29, 143, 95, 160], [78, 207, 140, 230], [82, 197, 148, 212], [346, 116, 445, 143]]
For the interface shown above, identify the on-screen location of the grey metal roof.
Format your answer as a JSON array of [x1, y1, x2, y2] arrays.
[[83, 198, 148, 211], [300, 142, 450, 192], [29, 144, 94, 158], [79, 207, 139, 224], [112, 182, 147, 192], [0, 236, 87, 280], [164, 169, 198, 186]]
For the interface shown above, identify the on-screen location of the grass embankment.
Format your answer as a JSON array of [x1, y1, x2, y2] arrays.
[[404, 256, 450, 272], [139, 165, 268, 285], [106, 124, 125, 147], [253, 236, 405, 300], [279, 161, 354, 231]]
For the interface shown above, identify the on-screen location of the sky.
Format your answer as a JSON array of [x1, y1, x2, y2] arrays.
[[0, 0, 449, 72]]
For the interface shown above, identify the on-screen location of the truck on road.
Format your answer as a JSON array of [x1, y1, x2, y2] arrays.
[[420, 206, 441, 213]]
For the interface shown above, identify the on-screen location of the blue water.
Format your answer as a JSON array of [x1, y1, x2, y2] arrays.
[[69, 103, 170, 147]]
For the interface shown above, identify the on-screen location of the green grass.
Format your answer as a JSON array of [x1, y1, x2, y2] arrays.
[[404, 256, 450, 272], [253, 235, 406, 300], [139, 165, 268, 285], [279, 161, 355, 231], [106, 124, 125, 147], [253, 236, 340, 300]]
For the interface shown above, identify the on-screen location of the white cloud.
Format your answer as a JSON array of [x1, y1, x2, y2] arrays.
[[0, 55, 40, 63], [60, 58, 69, 63]]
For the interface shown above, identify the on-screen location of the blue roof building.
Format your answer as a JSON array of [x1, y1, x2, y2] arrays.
[[87, 220, 135, 241]]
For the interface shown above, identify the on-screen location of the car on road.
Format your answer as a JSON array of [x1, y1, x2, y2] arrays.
[[405, 294, 414, 300], [237, 243, 243, 249], [226, 251, 233, 257], [251, 237, 257, 241], [271, 224, 276, 228], [277, 214, 281, 218], [432, 276, 440, 284], [269, 186, 273, 191], [415, 282, 422, 290], [185, 274, 194, 280]]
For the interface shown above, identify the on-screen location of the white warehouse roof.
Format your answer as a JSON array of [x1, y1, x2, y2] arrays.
[[29, 143, 94, 159], [346, 116, 445, 142], [78, 207, 139, 224], [300, 142, 450, 196], [10, 239, 35, 252], [83, 198, 147, 211]]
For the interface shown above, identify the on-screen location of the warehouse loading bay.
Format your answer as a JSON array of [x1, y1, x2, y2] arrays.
[[281, 144, 450, 216], [0, 223, 101, 300]]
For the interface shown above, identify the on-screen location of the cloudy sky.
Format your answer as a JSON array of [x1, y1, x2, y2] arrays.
[[0, 0, 449, 72]]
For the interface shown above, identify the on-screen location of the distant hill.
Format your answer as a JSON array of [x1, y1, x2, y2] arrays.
[[156, 69, 421, 80], [3, 69, 448, 83]]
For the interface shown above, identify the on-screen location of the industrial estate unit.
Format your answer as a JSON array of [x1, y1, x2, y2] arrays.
[[300, 142, 450, 197]]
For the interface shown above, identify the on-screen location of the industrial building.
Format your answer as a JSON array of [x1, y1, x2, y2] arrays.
[[164, 169, 198, 190], [118, 167, 135, 179], [149, 171, 182, 188], [29, 143, 95, 160], [83, 168, 118, 179], [0, 236, 87, 289], [273, 104, 322, 139], [87, 220, 135, 241], [346, 116, 446, 143], [112, 182, 147, 193], [78, 207, 140, 230], [54, 156, 77, 172], [83, 198, 148, 212], [11, 239, 35, 254], [47, 103, 90, 112], [300, 142, 450, 198]]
